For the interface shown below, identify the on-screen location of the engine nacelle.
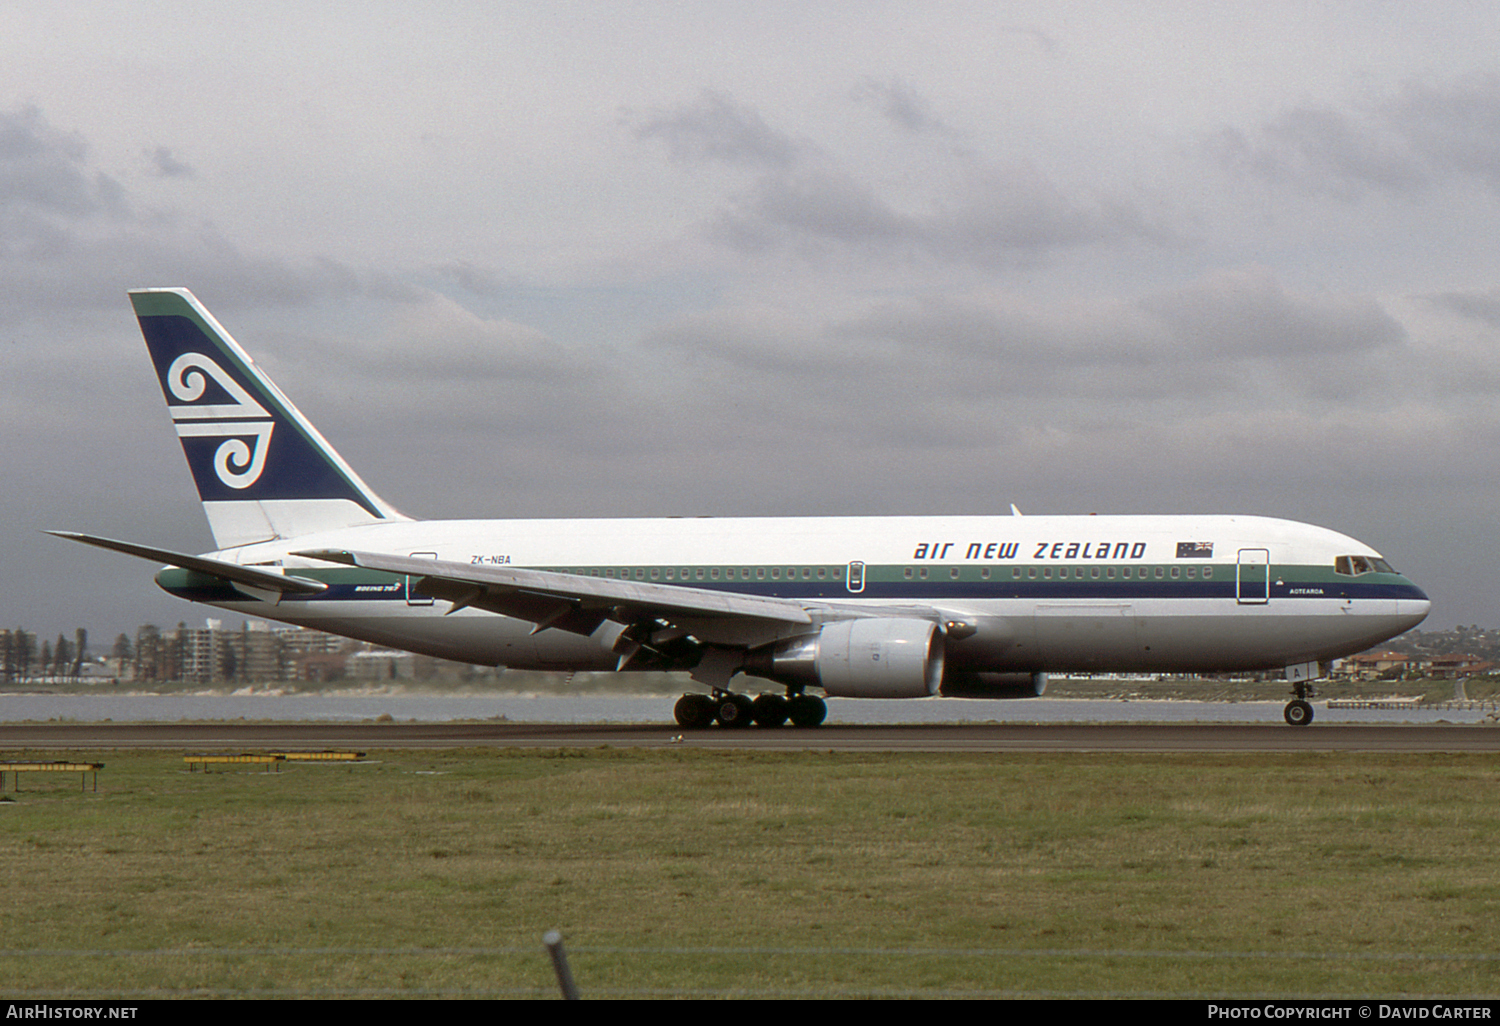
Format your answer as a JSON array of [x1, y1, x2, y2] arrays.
[[744, 618, 945, 699], [940, 671, 1048, 699]]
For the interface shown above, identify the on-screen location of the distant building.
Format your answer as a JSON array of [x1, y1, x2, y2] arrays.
[[294, 650, 351, 683], [232, 621, 284, 682], [1344, 650, 1412, 680], [349, 649, 415, 681], [1427, 654, 1495, 679]]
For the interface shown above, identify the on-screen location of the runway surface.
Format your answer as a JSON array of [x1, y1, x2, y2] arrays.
[[1, 722, 1497, 752]]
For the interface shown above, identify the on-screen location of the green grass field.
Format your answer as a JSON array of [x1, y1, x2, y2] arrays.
[[2, 748, 1498, 998]]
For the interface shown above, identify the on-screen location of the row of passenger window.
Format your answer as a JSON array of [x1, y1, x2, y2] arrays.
[[547, 564, 1213, 582], [548, 565, 843, 582], [904, 565, 1213, 581]]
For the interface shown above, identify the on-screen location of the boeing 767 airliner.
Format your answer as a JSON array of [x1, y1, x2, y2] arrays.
[[53, 289, 1430, 727]]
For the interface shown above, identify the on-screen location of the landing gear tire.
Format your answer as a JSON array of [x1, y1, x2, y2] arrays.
[[674, 693, 715, 730], [715, 693, 755, 729], [751, 693, 789, 728], [1284, 699, 1314, 727], [788, 694, 827, 728]]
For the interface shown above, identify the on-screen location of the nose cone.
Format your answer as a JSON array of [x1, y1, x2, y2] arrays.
[[1396, 577, 1431, 631]]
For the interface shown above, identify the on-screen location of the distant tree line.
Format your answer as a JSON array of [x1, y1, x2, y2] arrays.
[[1, 627, 90, 683], [1, 623, 287, 685]]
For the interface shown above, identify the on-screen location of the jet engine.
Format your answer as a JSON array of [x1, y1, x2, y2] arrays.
[[743, 618, 944, 699]]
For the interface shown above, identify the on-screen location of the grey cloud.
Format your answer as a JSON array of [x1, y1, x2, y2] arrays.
[[1214, 75, 1500, 199], [711, 170, 911, 252], [852, 77, 951, 135], [643, 306, 881, 378], [278, 326, 572, 395], [783, 268, 1406, 411], [1000, 25, 1061, 55], [711, 164, 1172, 262], [1423, 288, 1500, 327], [927, 164, 1176, 254], [1141, 267, 1406, 358], [827, 296, 1200, 406], [0, 108, 423, 322], [0, 106, 125, 217], [638, 92, 1173, 263], [0, 106, 133, 270], [145, 146, 195, 179], [632, 91, 803, 170], [433, 260, 514, 297], [1387, 75, 1500, 190], [1210, 108, 1427, 198]]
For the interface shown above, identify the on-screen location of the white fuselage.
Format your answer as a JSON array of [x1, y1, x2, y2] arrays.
[[160, 512, 1430, 677]]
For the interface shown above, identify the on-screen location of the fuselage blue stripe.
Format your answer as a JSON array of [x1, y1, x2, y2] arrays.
[[159, 572, 1426, 605]]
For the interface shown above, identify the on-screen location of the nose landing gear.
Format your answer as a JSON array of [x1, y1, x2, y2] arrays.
[[1284, 681, 1315, 726]]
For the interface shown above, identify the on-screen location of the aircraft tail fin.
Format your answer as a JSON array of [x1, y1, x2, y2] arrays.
[[129, 288, 410, 549]]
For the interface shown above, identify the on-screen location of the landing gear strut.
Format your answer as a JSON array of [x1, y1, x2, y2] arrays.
[[1284, 681, 1315, 727]]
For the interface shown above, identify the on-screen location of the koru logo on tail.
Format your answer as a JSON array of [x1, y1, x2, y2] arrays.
[[166, 353, 274, 489]]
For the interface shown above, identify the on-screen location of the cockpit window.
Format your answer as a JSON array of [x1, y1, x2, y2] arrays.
[[1335, 555, 1395, 576]]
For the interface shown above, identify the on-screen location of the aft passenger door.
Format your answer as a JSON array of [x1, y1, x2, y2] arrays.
[[1236, 548, 1270, 605]]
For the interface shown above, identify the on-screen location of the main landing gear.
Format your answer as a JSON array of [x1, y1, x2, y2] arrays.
[[673, 690, 827, 729], [1284, 681, 1315, 727]]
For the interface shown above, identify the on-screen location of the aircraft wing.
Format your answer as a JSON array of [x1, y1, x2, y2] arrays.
[[294, 548, 817, 637], [48, 531, 329, 595]]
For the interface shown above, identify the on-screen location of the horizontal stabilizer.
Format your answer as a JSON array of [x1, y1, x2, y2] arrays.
[[48, 531, 328, 595]]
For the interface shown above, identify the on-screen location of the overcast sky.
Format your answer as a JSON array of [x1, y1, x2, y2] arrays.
[[5, 1, 1498, 642]]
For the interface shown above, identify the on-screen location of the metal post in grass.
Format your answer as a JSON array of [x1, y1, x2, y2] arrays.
[[544, 930, 579, 1000]]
